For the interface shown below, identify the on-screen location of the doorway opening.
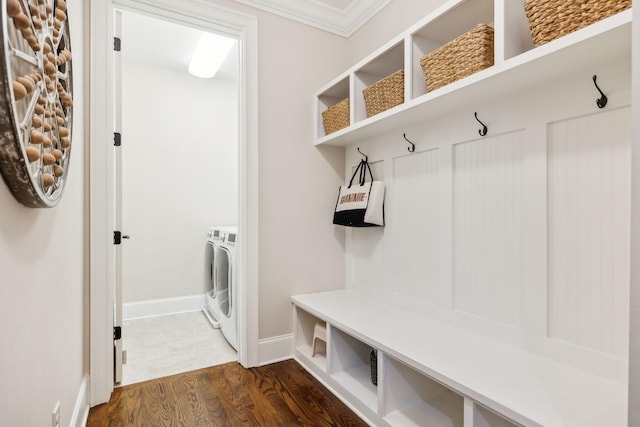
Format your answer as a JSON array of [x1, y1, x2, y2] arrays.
[[90, 0, 258, 404], [115, 9, 240, 386]]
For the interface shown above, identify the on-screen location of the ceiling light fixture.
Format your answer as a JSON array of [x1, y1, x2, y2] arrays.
[[188, 32, 235, 79]]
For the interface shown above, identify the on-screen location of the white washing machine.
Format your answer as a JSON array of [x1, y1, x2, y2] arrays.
[[216, 227, 238, 350], [202, 227, 227, 328]]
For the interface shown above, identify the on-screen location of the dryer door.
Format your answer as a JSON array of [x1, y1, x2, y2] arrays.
[[205, 241, 216, 298], [216, 246, 232, 317]]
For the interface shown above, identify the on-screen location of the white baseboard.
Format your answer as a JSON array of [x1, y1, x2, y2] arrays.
[[123, 294, 206, 320], [70, 375, 90, 427], [258, 333, 293, 365]]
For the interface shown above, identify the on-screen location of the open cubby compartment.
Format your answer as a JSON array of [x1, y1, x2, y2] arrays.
[[316, 75, 350, 140], [353, 41, 404, 123], [382, 356, 464, 427], [472, 403, 519, 427], [498, 0, 535, 61], [410, 0, 495, 99], [329, 327, 378, 412], [294, 306, 328, 371]]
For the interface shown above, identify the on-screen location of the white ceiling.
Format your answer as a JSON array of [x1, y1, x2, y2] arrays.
[[232, 0, 392, 37], [120, 11, 238, 80]]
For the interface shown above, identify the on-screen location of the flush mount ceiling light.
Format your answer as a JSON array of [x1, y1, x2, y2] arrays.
[[188, 32, 235, 79]]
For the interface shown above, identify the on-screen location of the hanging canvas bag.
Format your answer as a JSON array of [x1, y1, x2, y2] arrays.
[[333, 159, 385, 227]]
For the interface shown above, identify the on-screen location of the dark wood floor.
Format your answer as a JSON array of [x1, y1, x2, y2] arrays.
[[87, 359, 368, 426]]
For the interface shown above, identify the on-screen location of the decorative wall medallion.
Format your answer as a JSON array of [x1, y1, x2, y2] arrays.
[[0, 0, 73, 208]]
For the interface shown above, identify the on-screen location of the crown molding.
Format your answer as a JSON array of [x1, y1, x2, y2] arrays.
[[232, 0, 391, 37]]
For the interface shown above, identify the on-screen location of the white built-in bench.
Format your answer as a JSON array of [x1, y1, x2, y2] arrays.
[[291, 289, 627, 427]]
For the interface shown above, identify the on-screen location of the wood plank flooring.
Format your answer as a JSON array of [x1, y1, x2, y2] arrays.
[[87, 359, 368, 426]]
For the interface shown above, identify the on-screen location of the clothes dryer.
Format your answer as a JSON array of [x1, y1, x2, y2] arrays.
[[216, 227, 238, 350], [202, 227, 226, 328]]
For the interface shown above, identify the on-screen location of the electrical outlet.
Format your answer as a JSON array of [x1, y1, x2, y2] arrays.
[[52, 401, 60, 427]]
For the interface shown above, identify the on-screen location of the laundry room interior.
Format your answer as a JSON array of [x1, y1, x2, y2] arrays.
[[118, 10, 240, 384]]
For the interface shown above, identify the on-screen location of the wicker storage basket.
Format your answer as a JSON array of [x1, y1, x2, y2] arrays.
[[363, 69, 404, 118], [420, 24, 494, 92], [321, 98, 350, 135], [524, 0, 631, 47]]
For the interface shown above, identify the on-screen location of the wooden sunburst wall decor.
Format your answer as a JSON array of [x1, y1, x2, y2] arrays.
[[0, 0, 73, 208]]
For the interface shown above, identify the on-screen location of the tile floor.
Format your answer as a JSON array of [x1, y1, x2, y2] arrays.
[[120, 310, 237, 386]]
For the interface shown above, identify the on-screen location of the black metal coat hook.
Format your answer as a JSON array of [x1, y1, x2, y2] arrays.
[[475, 112, 488, 136], [357, 147, 368, 162], [592, 75, 608, 109], [403, 133, 416, 153]]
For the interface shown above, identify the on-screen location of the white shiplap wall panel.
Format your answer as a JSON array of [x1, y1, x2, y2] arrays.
[[452, 132, 525, 328], [341, 58, 631, 379], [547, 107, 631, 358], [346, 161, 385, 294], [390, 149, 441, 304]]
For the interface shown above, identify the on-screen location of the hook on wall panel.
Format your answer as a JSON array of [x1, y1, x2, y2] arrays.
[[475, 112, 488, 136], [357, 147, 368, 163], [403, 133, 416, 153], [592, 75, 608, 109]]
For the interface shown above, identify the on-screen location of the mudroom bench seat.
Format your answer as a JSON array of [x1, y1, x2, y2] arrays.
[[291, 289, 627, 427]]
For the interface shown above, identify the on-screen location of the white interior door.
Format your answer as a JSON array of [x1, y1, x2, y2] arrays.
[[113, 9, 124, 385]]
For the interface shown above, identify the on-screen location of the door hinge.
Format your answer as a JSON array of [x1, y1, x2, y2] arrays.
[[114, 37, 121, 51], [114, 326, 122, 341], [114, 132, 121, 146], [114, 230, 122, 245]]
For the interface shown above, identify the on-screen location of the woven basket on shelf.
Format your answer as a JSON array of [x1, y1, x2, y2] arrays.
[[524, 0, 631, 47], [420, 23, 494, 92], [363, 69, 404, 118], [321, 98, 350, 135]]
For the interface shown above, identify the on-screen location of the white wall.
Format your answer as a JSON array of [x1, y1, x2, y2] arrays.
[[341, 56, 631, 382], [255, 23, 348, 339], [121, 59, 238, 303], [347, 0, 449, 64], [0, 1, 87, 425]]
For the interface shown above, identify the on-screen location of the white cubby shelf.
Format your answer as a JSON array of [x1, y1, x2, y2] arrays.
[[293, 306, 328, 374], [292, 290, 626, 427], [314, 0, 632, 146]]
